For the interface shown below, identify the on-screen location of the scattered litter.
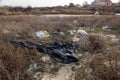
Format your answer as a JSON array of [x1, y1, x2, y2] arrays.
[[77, 29, 88, 36], [95, 11, 99, 15], [68, 30, 77, 35], [102, 26, 112, 30], [50, 41, 79, 55], [53, 29, 64, 35], [68, 29, 88, 36], [73, 30, 77, 33], [10, 40, 79, 64], [72, 36, 80, 42], [28, 63, 37, 71], [15, 34, 21, 37], [10, 40, 42, 48], [106, 48, 110, 51], [72, 29, 88, 42], [90, 25, 96, 31], [73, 20, 78, 24], [68, 30, 74, 35], [92, 25, 96, 28], [35, 31, 50, 38]]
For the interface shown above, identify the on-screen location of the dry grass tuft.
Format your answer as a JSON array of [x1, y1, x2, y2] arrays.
[[90, 46, 120, 80], [0, 40, 39, 80], [78, 34, 106, 52]]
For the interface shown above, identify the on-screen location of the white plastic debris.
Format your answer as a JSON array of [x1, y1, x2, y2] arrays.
[[102, 26, 112, 30], [59, 32, 64, 35], [53, 30, 65, 35], [68, 30, 74, 35], [68, 30, 77, 35], [35, 31, 50, 38], [77, 29, 88, 36], [72, 36, 80, 42], [73, 20, 78, 24], [95, 11, 99, 15], [72, 29, 88, 42], [28, 63, 37, 71]]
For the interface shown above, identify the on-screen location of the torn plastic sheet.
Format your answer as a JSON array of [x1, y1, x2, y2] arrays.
[[10, 40, 79, 64]]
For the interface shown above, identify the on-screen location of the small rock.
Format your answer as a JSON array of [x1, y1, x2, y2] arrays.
[[42, 55, 50, 62]]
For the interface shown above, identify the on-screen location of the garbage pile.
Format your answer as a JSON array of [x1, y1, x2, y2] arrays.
[[10, 40, 79, 64]]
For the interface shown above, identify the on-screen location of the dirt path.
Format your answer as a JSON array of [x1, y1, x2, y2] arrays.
[[42, 64, 77, 80], [41, 52, 93, 80]]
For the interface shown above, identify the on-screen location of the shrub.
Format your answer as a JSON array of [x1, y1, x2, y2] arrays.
[[89, 34, 106, 52], [0, 41, 38, 80], [90, 46, 120, 80], [78, 34, 106, 52]]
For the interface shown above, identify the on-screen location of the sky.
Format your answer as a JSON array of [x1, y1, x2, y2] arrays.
[[0, 0, 119, 7]]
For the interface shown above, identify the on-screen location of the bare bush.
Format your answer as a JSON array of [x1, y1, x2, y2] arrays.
[[90, 46, 120, 80], [89, 34, 106, 51], [0, 41, 39, 80], [77, 36, 91, 51], [78, 34, 106, 52]]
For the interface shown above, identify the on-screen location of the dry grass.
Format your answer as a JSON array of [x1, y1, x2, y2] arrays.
[[89, 34, 106, 51], [0, 15, 119, 40], [0, 7, 108, 15], [78, 34, 106, 52], [0, 15, 119, 80], [0, 40, 40, 80], [90, 46, 120, 80]]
